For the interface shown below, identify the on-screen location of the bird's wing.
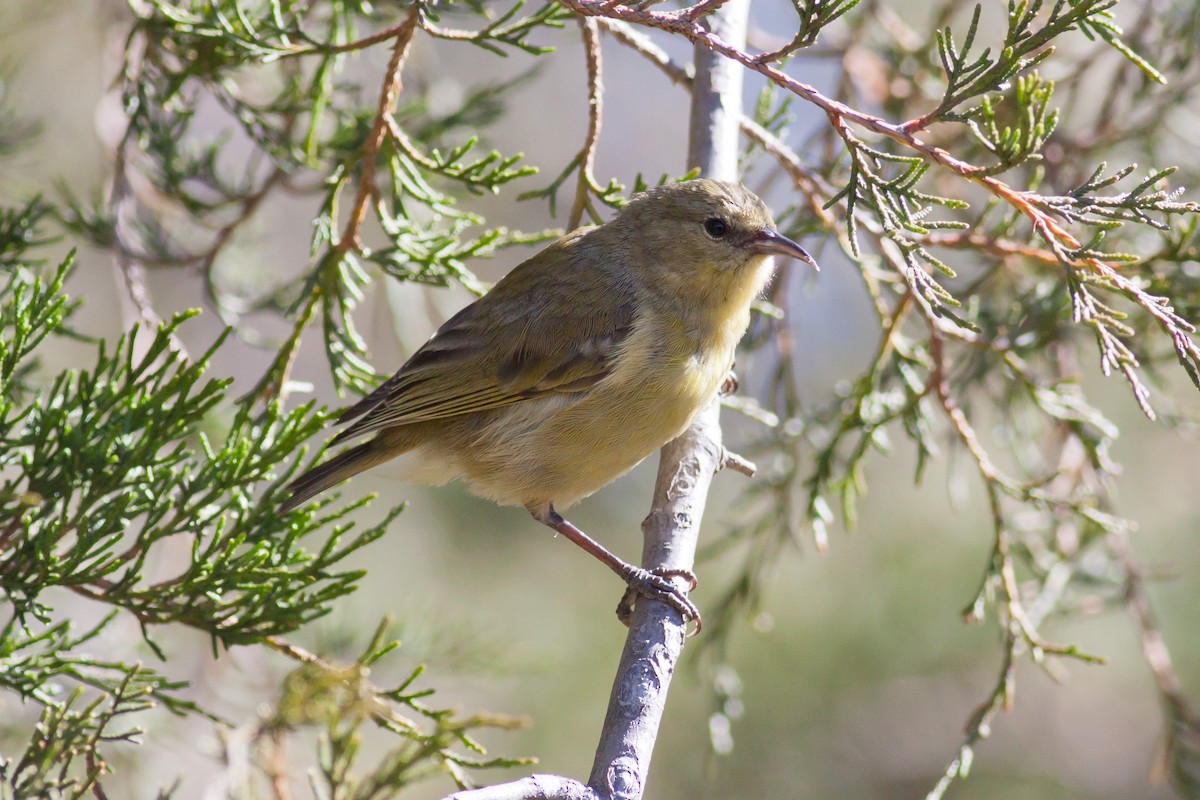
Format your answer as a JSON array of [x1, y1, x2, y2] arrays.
[[332, 233, 636, 444]]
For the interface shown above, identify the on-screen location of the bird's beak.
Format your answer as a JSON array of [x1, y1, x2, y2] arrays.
[[749, 229, 819, 271]]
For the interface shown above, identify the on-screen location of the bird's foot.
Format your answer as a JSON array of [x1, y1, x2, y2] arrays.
[[527, 504, 702, 634], [719, 370, 739, 396], [616, 568, 701, 635]]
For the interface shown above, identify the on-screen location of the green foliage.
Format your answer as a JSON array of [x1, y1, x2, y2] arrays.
[[0, 202, 518, 795], [59, 0, 567, 395], [757, 0, 862, 62], [0, 615, 202, 799], [929, 0, 1162, 124], [3, 2, 563, 792], [0, 222, 76, 399], [234, 621, 531, 799], [0, 197, 56, 271], [424, 1, 571, 56], [726, 0, 1200, 559], [1, 294, 387, 645], [968, 73, 1058, 176]]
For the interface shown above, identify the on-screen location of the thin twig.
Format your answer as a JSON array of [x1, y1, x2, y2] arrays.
[[923, 229, 1062, 266], [595, 16, 835, 225], [108, 126, 188, 356], [279, 10, 427, 56], [720, 448, 756, 476], [263, 635, 322, 664], [925, 624, 1018, 800], [196, 166, 289, 325], [569, 17, 605, 230], [927, 330, 1008, 487], [1108, 529, 1198, 715], [335, 7, 421, 259], [254, 7, 421, 406]]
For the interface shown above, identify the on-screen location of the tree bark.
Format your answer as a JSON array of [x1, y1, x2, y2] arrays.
[[445, 3, 749, 796]]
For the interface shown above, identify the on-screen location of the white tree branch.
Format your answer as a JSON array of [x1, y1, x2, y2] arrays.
[[444, 3, 749, 796], [687, 0, 748, 183]]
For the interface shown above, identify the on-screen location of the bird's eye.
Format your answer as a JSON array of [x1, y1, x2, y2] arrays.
[[704, 218, 729, 238]]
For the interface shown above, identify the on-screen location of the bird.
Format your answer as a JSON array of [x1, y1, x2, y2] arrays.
[[279, 178, 817, 628]]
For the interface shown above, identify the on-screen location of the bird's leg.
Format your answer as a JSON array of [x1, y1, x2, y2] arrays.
[[529, 504, 701, 631]]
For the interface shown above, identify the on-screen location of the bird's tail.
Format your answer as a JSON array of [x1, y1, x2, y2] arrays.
[[279, 438, 396, 514]]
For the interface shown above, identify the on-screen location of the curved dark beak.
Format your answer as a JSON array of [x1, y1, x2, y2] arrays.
[[749, 229, 819, 271]]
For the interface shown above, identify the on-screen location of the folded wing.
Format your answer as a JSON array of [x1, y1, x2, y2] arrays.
[[333, 233, 636, 444]]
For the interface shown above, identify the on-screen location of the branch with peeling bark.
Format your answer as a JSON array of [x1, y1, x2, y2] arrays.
[[444, 2, 753, 798]]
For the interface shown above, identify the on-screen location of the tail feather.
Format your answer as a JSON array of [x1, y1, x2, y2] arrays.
[[279, 439, 394, 514]]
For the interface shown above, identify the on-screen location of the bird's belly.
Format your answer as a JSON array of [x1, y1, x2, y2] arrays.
[[461, 353, 726, 508]]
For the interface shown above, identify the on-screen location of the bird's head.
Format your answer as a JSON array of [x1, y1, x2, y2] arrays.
[[613, 179, 817, 307]]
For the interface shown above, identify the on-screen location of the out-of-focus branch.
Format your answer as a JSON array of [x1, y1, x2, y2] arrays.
[[1108, 524, 1200, 794], [109, 122, 187, 357], [559, 0, 964, 161]]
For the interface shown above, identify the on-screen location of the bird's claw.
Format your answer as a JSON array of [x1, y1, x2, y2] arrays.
[[719, 370, 739, 396], [615, 567, 702, 635]]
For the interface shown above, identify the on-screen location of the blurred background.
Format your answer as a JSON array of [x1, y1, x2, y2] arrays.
[[1, 1, 1198, 798]]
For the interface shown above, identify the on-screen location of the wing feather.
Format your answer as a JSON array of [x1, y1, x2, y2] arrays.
[[333, 230, 637, 444]]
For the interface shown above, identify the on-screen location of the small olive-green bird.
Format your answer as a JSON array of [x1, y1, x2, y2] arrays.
[[280, 179, 816, 625]]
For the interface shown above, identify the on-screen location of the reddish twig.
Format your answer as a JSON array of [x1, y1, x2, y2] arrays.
[[569, 17, 606, 230], [254, 7, 421, 405], [335, 7, 421, 258], [563, 0, 1200, 405]]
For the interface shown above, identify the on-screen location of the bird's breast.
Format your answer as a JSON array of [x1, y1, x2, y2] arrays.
[[552, 311, 734, 465], [452, 306, 747, 509]]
